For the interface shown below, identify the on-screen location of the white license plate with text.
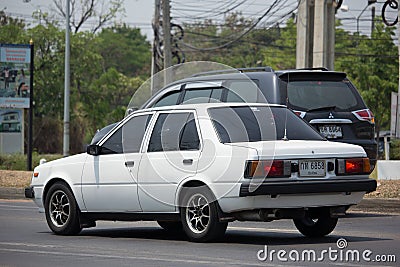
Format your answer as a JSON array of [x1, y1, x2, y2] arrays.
[[299, 160, 326, 177], [319, 125, 342, 139]]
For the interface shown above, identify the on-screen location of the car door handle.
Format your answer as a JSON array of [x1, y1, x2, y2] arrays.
[[125, 161, 135, 167], [183, 159, 193, 165]]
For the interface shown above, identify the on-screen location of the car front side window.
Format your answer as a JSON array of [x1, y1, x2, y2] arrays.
[[101, 114, 152, 154], [122, 114, 153, 153]]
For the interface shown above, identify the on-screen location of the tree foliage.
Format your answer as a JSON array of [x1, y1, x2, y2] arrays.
[[1, 11, 150, 154], [335, 20, 398, 135]]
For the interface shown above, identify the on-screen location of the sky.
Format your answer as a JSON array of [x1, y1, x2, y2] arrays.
[[1, 0, 397, 41]]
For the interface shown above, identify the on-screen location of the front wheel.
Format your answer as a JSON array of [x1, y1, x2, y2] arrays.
[[180, 187, 227, 242], [44, 182, 82, 235], [293, 215, 338, 237]]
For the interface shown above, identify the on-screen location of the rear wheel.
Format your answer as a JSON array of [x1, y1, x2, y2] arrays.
[[180, 187, 227, 242], [293, 215, 338, 237], [44, 182, 82, 235]]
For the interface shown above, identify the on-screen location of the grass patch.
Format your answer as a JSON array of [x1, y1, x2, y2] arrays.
[[0, 153, 63, 171]]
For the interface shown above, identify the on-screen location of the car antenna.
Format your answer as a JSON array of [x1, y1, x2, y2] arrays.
[[282, 73, 289, 141]]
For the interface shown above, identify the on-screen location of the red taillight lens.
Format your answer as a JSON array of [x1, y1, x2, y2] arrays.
[[352, 109, 375, 124], [293, 110, 306, 118], [337, 158, 371, 175], [245, 160, 291, 178]]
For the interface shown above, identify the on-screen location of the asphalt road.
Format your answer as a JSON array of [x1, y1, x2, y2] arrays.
[[0, 200, 398, 267]]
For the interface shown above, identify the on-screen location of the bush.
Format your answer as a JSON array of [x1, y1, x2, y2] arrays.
[[0, 153, 63, 170], [390, 139, 400, 160]]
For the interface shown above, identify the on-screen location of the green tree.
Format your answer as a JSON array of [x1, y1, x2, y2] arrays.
[[335, 20, 398, 135], [262, 18, 297, 69], [0, 11, 26, 43], [97, 24, 151, 77]]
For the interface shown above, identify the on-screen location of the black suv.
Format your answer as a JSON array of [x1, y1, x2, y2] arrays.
[[139, 67, 377, 168]]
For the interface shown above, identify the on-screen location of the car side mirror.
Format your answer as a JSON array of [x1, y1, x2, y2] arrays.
[[87, 144, 101, 156]]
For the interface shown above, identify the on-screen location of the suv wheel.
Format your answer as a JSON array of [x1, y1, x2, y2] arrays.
[[180, 187, 227, 242], [293, 215, 338, 237]]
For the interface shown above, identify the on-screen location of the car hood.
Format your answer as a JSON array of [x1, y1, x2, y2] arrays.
[[226, 140, 366, 159], [36, 153, 88, 169]]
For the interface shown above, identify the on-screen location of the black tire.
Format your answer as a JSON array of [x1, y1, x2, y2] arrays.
[[157, 221, 183, 233], [44, 182, 82, 235], [293, 215, 338, 237], [180, 186, 227, 242]]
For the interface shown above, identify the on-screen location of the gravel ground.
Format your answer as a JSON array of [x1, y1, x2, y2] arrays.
[[1, 170, 399, 198]]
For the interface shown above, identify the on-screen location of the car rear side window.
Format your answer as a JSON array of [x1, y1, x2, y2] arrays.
[[148, 112, 200, 152], [225, 80, 259, 103], [208, 106, 324, 143], [287, 81, 358, 111], [182, 88, 224, 104]]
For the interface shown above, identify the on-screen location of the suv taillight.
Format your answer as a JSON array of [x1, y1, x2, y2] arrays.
[[293, 110, 306, 118], [352, 109, 375, 124], [336, 158, 371, 175], [245, 160, 291, 178]]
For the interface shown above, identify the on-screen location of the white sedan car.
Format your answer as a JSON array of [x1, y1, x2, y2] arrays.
[[25, 103, 376, 242]]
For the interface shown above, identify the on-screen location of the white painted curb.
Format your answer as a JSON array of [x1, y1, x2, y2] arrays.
[[376, 160, 400, 180]]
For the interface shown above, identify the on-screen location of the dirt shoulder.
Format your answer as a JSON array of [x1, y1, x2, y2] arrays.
[[0, 170, 32, 188]]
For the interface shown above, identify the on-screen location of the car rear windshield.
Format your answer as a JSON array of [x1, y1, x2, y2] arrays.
[[208, 106, 324, 143], [287, 80, 359, 111]]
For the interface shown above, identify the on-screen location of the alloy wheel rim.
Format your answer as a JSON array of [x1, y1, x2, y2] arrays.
[[49, 190, 70, 227], [186, 193, 210, 234]]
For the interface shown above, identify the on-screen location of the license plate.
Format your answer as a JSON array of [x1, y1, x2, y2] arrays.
[[299, 160, 326, 177], [319, 125, 342, 139]]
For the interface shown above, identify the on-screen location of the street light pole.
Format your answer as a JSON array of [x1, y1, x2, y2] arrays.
[[63, 0, 70, 156], [356, 0, 377, 34]]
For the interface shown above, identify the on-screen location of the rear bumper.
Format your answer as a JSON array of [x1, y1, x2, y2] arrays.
[[25, 186, 35, 199], [239, 178, 377, 197]]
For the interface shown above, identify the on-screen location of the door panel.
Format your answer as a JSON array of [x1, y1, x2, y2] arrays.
[[81, 153, 141, 212], [137, 111, 201, 212]]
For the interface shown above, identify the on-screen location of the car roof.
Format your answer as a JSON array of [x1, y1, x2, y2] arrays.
[[133, 102, 286, 117]]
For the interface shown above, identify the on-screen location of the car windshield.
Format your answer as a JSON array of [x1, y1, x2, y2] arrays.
[[208, 106, 324, 143], [287, 81, 358, 111]]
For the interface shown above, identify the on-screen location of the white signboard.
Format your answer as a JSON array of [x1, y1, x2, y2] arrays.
[[0, 109, 24, 153]]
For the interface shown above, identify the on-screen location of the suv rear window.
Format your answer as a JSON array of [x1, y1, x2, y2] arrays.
[[287, 81, 359, 111], [208, 106, 324, 143]]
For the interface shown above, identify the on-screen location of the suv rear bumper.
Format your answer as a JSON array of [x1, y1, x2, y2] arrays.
[[239, 178, 376, 197]]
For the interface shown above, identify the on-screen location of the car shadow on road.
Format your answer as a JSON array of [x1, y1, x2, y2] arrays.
[[77, 225, 390, 246]]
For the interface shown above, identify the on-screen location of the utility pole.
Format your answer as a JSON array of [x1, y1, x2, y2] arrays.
[[151, 0, 161, 93], [162, 0, 172, 85], [63, 0, 70, 156], [371, 5, 375, 33], [296, 0, 335, 70], [397, 2, 400, 138], [312, 0, 335, 70], [296, 0, 313, 68]]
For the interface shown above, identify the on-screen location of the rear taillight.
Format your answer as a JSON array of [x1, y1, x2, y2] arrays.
[[293, 110, 306, 118], [352, 109, 375, 124], [245, 160, 291, 178], [337, 158, 371, 175]]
